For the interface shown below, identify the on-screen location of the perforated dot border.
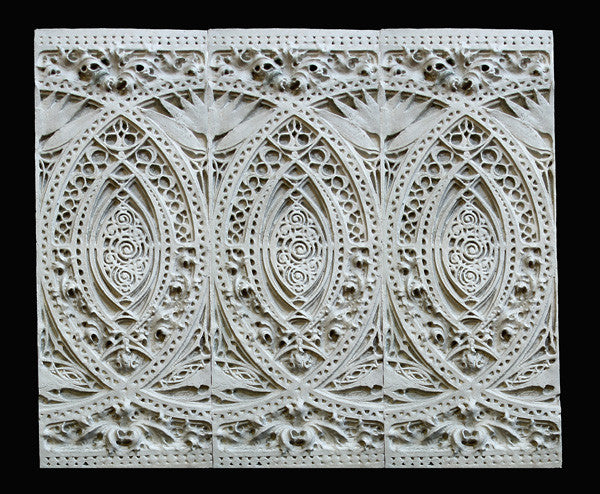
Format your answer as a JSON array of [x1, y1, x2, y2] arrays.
[[35, 29, 206, 52], [380, 29, 553, 51], [35, 28, 552, 53]]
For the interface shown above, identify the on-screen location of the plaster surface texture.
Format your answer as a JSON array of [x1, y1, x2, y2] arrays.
[[35, 28, 560, 468]]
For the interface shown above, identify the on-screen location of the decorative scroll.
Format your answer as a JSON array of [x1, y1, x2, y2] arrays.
[[35, 29, 559, 468]]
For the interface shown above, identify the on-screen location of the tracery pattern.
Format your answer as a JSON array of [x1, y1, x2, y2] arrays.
[[35, 29, 559, 468]]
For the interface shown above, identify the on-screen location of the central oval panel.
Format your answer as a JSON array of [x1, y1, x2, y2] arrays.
[[263, 173, 332, 314], [215, 114, 379, 388], [443, 202, 499, 296], [98, 201, 153, 297], [271, 202, 326, 298], [42, 115, 206, 386], [386, 113, 552, 385]]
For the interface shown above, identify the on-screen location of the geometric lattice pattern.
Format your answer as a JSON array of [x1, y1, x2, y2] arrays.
[[35, 29, 560, 467]]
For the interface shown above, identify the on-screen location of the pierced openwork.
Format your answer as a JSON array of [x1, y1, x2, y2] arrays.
[[215, 116, 378, 380]]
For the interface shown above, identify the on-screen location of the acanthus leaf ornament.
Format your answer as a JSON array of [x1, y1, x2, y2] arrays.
[[37, 48, 204, 94], [211, 48, 377, 94], [383, 48, 551, 94]]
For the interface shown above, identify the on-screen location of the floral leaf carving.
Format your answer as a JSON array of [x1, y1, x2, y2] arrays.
[[318, 88, 439, 152], [214, 108, 270, 152], [316, 107, 376, 151], [144, 107, 202, 150], [489, 90, 553, 150], [143, 88, 270, 152], [386, 111, 441, 151], [36, 93, 98, 151]]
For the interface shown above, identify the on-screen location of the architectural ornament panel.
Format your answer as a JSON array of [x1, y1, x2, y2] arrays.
[[35, 28, 560, 468]]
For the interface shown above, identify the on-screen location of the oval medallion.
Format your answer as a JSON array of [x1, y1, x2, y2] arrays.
[[216, 115, 378, 384], [387, 114, 552, 381], [42, 115, 206, 382]]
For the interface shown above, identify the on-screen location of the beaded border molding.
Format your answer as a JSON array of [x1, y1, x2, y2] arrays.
[[35, 29, 560, 468]]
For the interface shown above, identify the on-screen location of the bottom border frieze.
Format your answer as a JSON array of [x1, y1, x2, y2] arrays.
[[41, 450, 213, 468], [213, 450, 384, 468], [41, 447, 560, 468], [385, 449, 561, 468]]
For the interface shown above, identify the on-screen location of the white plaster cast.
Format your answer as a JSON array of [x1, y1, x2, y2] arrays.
[[35, 28, 560, 468]]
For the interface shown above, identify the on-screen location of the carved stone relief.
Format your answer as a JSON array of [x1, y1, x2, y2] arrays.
[[35, 28, 560, 468]]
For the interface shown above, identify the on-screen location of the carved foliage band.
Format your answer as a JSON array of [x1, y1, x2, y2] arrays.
[[35, 29, 559, 468]]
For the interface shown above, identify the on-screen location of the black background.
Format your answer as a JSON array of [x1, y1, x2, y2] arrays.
[[15, 3, 587, 481]]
